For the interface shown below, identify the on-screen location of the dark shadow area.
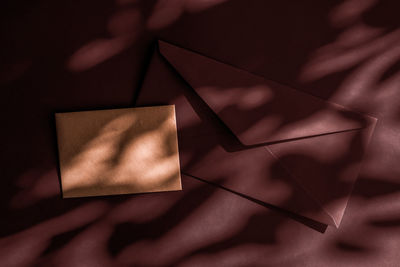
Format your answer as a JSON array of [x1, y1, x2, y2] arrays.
[[363, 0, 399, 31], [41, 223, 93, 256], [353, 178, 400, 198], [378, 59, 400, 83], [336, 241, 371, 253], [369, 217, 400, 228]]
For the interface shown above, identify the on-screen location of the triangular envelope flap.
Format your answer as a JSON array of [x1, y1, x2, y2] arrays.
[[138, 44, 336, 226], [267, 121, 376, 227], [158, 40, 368, 146]]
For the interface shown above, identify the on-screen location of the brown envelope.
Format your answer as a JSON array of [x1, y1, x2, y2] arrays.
[[55, 105, 182, 198], [135, 40, 377, 227]]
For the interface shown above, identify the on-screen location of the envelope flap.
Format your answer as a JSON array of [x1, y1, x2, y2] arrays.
[[267, 120, 376, 227], [158, 40, 369, 146]]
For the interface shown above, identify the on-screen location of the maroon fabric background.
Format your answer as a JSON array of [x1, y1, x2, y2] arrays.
[[1, 0, 399, 266]]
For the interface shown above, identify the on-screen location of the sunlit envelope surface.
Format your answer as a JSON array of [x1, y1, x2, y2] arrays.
[[55, 106, 182, 198], [136, 40, 377, 227]]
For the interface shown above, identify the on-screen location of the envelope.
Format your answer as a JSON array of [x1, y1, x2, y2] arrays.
[[135, 40, 377, 228], [55, 106, 182, 198]]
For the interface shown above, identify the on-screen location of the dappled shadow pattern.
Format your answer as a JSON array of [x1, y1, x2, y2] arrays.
[[1, 0, 400, 266], [55, 106, 181, 198]]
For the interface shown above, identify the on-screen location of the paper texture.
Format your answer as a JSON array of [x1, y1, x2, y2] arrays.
[[55, 105, 182, 198]]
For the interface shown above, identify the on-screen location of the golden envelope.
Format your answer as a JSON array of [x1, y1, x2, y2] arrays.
[[55, 105, 182, 198]]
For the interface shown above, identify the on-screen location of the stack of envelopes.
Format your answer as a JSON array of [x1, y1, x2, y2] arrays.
[[56, 40, 376, 229]]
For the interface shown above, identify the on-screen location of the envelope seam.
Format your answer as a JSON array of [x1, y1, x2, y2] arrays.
[[264, 146, 337, 227], [181, 172, 328, 232]]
